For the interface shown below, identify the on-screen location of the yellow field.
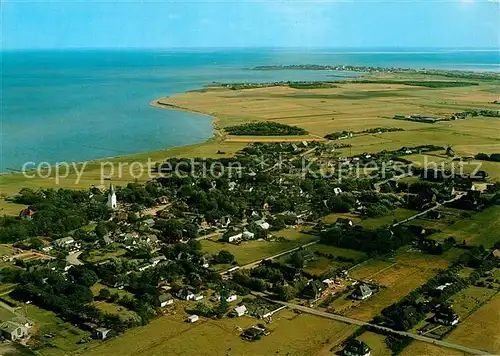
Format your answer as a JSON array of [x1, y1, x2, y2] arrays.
[[400, 341, 468, 356], [85, 308, 356, 356], [446, 293, 500, 354], [331, 248, 461, 321]]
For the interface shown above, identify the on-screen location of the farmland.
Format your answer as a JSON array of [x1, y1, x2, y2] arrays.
[[328, 248, 463, 321], [84, 308, 356, 356], [445, 293, 500, 354], [428, 205, 500, 248]]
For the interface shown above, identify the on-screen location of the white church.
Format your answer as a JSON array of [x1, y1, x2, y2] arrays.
[[107, 184, 117, 209]]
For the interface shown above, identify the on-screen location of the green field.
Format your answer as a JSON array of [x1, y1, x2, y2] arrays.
[[429, 206, 500, 248], [446, 293, 500, 354], [201, 229, 318, 267]]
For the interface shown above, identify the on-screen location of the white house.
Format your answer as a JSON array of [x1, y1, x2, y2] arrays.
[[242, 230, 255, 240], [351, 284, 373, 300], [254, 219, 270, 230], [177, 289, 195, 301], [216, 293, 237, 302], [226, 232, 243, 243], [234, 305, 247, 317], [158, 294, 174, 307], [333, 187, 343, 195], [187, 315, 199, 323], [107, 184, 117, 210], [193, 294, 204, 301]]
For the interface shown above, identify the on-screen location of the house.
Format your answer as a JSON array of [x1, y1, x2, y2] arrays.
[[333, 187, 343, 195], [351, 284, 373, 300], [102, 234, 113, 245], [215, 292, 237, 302], [143, 218, 155, 227], [241, 326, 269, 341], [157, 293, 174, 307], [343, 339, 371, 356], [242, 230, 255, 240], [219, 216, 232, 228], [151, 255, 167, 266], [138, 263, 153, 272], [157, 196, 169, 204], [176, 288, 195, 301], [0, 320, 28, 341], [193, 294, 204, 301], [93, 327, 113, 340], [52, 236, 75, 249], [200, 256, 210, 268], [233, 305, 247, 317], [427, 210, 441, 219], [254, 219, 270, 230], [335, 218, 353, 227], [224, 232, 243, 243], [434, 306, 459, 326], [19, 206, 35, 220], [186, 315, 199, 323], [302, 280, 325, 299]]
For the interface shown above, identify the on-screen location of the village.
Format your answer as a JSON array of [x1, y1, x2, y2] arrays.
[[0, 140, 499, 356]]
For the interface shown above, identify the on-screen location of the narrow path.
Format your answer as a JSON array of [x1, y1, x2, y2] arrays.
[[392, 193, 465, 227], [220, 240, 319, 274]]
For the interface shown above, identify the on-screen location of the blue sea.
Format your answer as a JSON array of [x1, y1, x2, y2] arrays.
[[1, 48, 499, 172]]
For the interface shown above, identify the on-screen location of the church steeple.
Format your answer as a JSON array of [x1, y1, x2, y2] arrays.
[[107, 184, 117, 209]]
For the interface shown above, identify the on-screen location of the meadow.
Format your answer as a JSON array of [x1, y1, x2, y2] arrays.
[[84, 307, 357, 356], [329, 248, 463, 321], [445, 293, 500, 354], [428, 205, 500, 248]]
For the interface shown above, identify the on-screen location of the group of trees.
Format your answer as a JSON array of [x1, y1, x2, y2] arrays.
[[377, 247, 497, 331], [225, 122, 308, 136], [475, 152, 500, 162], [0, 188, 111, 243], [320, 225, 412, 256]]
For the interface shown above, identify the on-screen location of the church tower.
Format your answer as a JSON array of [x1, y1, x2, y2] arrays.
[[107, 184, 117, 209]]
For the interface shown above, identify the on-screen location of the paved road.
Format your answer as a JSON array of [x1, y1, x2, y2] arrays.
[[274, 300, 494, 356], [392, 193, 465, 227]]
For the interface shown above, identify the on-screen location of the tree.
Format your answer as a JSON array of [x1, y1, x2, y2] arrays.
[[69, 266, 98, 287], [97, 288, 111, 300], [216, 250, 235, 264]]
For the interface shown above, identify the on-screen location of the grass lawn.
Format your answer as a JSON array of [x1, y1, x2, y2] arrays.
[[201, 230, 318, 267], [357, 332, 390, 356], [19, 303, 89, 356], [334, 248, 459, 321], [91, 283, 133, 298], [446, 292, 500, 354], [83, 245, 128, 263], [448, 286, 497, 319], [93, 301, 138, 321], [358, 208, 417, 229], [400, 341, 467, 356], [429, 205, 500, 248], [0, 244, 17, 257], [321, 212, 361, 225], [84, 307, 356, 356]]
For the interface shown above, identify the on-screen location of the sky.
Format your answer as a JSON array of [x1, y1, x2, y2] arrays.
[[1, 0, 499, 49]]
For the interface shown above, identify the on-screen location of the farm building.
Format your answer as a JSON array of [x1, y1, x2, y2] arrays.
[[157, 293, 174, 307], [434, 306, 459, 326], [187, 315, 199, 323], [233, 305, 247, 317], [0, 320, 28, 341], [343, 339, 371, 356], [351, 284, 373, 300]]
